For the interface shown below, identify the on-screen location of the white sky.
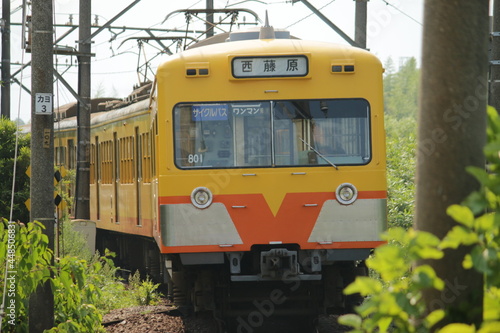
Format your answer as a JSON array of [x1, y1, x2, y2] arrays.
[[3, 0, 425, 122]]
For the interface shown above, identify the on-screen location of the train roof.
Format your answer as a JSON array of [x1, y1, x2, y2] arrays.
[[159, 24, 381, 71], [54, 98, 150, 131]]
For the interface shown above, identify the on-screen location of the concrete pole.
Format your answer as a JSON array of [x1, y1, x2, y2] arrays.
[[29, 0, 54, 331], [491, 0, 500, 111], [354, 0, 368, 49], [206, 0, 214, 38], [75, 0, 91, 219], [416, 0, 488, 327], [1, 0, 11, 119]]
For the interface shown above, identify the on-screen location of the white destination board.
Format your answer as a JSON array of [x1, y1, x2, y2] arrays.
[[232, 55, 308, 78]]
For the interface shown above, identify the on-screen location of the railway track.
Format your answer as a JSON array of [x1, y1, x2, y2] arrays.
[[102, 303, 350, 333]]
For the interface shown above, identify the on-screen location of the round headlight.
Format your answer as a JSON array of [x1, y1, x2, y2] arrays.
[[335, 183, 358, 205], [191, 187, 213, 209]]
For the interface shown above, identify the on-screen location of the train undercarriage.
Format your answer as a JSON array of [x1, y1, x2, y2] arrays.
[[97, 229, 367, 332]]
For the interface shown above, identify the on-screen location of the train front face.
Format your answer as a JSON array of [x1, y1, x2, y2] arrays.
[[154, 34, 386, 312]]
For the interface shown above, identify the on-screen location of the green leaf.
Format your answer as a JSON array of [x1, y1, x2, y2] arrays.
[[447, 205, 474, 228], [441, 226, 479, 249], [466, 166, 491, 186], [412, 265, 445, 290], [438, 323, 476, 333], [337, 314, 362, 329], [463, 254, 473, 269], [377, 316, 393, 332], [478, 322, 500, 333], [474, 213, 494, 232], [413, 246, 444, 260], [470, 245, 492, 274], [367, 245, 409, 281], [425, 309, 445, 328], [463, 191, 489, 215], [59, 270, 73, 290], [412, 229, 442, 247], [344, 276, 383, 296]]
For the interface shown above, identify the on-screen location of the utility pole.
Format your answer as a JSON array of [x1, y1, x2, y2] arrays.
[[206, 0, 214, 38], [416, 0, 488, 328], [354, 0, 368, 49], [75, 0, 91, 219], [491, 0, 500, 111], [1, 0, 11, 119], [29, 0, 54, 331]]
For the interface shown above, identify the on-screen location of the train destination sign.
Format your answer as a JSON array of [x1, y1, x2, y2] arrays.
[[232, 55, 308, 78]]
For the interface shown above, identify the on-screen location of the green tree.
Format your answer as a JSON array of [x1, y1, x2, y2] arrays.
[[384, 57, 419, 119], [384, 57, 419, 230], [0, 118, 30, 222]]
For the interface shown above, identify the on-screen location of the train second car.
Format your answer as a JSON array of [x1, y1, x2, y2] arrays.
[[55, 23, 386, 332]]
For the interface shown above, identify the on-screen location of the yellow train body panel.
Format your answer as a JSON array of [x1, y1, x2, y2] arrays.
[[153, 38, 386, 254]]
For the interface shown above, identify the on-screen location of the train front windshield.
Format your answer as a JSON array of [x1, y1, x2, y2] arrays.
[[174, 99, 371, 169]]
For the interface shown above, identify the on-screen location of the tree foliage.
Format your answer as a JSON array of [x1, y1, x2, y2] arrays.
[[339, 107, 500, 332], [0, 118, 30, 223], [384, 58, 419, 229], [384, 57, 419, 120]]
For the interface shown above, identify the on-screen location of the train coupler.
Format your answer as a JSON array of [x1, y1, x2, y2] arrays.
[[260, 248, 298, 279]]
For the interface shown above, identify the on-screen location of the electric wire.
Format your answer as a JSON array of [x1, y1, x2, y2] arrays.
[[380, 0, 422, 26], [284, 0, 335, 29]]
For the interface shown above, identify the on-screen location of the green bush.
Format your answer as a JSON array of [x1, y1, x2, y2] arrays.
[[339, 106, 500, 332], [386, 115, 416, 229], [0, 117, 30, 223], [128, 270, 162, 306], [0, 220, 105, 332]]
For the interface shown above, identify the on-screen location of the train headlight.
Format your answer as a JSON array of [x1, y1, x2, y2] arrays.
[[335, 183, 358, 205], [191, 187, 213, 209]]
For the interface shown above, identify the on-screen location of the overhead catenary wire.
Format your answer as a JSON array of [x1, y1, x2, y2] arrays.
[[284, 0, 336, 29], [380, 0, 422, 26]]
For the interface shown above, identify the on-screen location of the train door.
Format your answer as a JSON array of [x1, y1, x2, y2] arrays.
[[113, 132, 120, 223], [95, 136, 101, 221], [135, 127, 142, 226]]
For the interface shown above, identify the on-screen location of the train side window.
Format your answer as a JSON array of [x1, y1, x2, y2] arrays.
[[68, 139, 75, 169], [141, 132, 151, 183], [151, 127, 156, 178], [119, 136, 134, 184], [55, 146, 66, 166], [90, 144, 96, 184], [100, 141, 113, 184]]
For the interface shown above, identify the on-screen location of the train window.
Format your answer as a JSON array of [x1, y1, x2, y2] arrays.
[[174, 103, 271, 168], [274, 99, 371, 166], [55, 146, 66, 166], [68, 139, 76, 169], [141, 132, 152, 183], [100, 141, 113, 184], [90, 144, 96, 184], [119, 136, 135, 184], [173, 99, 370, 169]]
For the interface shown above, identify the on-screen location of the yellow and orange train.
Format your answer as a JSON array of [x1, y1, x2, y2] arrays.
[[55, 24, 386, 330]]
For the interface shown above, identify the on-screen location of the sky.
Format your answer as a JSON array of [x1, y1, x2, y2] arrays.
[[3, 0, 425, 122]]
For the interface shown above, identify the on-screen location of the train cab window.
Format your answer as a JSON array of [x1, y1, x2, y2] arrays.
[[173, 99, 370, 169], [174, 103, 271, 168], [274, 99, 371, 166]]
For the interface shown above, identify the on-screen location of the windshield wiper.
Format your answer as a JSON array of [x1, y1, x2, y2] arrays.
[[299, 138, 339, 170]]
